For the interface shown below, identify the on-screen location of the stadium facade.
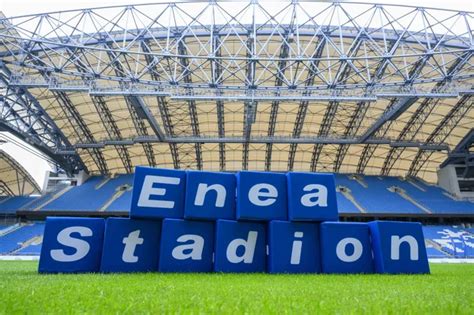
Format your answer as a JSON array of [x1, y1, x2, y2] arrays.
[[0, 1, 473, 258]]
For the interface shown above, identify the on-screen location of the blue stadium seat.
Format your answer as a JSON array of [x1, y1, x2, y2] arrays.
[[10, 173, 470, 215], [425, 245, 449, 258], [0, 196, 38, 214], [16, 243, 42, 255], [423, 226, 474, 258], [335, 193, 360, 213], [41, 175, 133, 211], [22, 189, 66, 211], [334, 175, 424, 214], [0, 223, 45, 254], [105, 189, 133, 212], [389, 178, 474, 214]]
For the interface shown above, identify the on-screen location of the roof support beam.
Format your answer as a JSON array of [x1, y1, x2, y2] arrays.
[[265, 13, 292, 171], [70, 136, 449, 147], [0, 64, 85, 174], [0, 150, 40, 195], [32, 45, 105, 173], [178, 40, 202, 170], [90, 96, 133, 173], [408, 95, 473, 176], [40, 48, 109, 174], [440, 128, 474, 168], [211, 32, 226, 171], [310, 34, 363, 172], [333, 38, 398, 173], [356, 47, 437, 174], [157, 96, 180, 169], [243, 28, 257, 171], [380, 51, 473, 175], [102, 44, 155, 169], [287, 36, 325, 171], [54, 91, 109, 174], [141, 41, 180, 169], [127, 96, 165, 141], [0, 180, 14, 197], [359, 96, 418, 143], [73, 41, 134, 174]]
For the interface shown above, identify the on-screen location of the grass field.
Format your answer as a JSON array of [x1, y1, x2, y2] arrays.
[[0, 261, 473, 314]]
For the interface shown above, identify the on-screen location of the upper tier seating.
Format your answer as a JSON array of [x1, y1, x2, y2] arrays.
[[334, 174, 473, 214], [334, 174, 425, 214], [385, 177, 474, 214], [42, 175, 133, 211], [335, 192, 360, 213], [0, 223, 44, 254], [105, 188, 132, 212], [0, 196, 38, 214], [423, 225, 474, 258], [0, 173, 472, 215]]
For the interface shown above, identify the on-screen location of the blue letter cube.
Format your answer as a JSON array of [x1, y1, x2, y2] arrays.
[[267, 221, 321, 273], [236, 171, 287, 221], [320, 222, 374, 274], [39, 217, 104, 273], [184, 171, 236, 220], [214, 220, 266, 272], [130, 166, 186, 219], [159, 219, 214, 272], [287, 172, 338, 221], [100, 218, 161, 273], [369, 221, 430, 274]]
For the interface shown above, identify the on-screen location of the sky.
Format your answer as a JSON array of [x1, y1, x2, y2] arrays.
[[0, 0, 472, 189]]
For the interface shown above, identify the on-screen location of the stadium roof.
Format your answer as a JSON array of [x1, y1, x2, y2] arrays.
[[0, 149, 40, 196], [0, 0, 472, 182]]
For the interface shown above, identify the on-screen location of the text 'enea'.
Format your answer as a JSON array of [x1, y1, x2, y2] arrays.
[[39, 167, 430, 274]]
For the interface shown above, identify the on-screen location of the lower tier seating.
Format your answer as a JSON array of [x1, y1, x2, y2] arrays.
[[423, 225, 474, 258], [0, 223, 45, 254], [1, 223, 471, 258]]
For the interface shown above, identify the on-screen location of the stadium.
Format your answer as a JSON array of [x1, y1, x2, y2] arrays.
[[0, 0, 473, 312]]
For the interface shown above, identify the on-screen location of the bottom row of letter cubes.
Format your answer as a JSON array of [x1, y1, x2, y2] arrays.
[[39, 217, 430, 274]]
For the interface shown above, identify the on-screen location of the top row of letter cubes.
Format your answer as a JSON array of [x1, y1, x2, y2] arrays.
[[130, 166, 338, 222]]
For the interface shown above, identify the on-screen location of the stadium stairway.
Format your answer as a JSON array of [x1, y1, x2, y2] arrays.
[[0, 223, 21, 236], [334, 175, 426, 214], [336, 186, 366, 213], [101, 183, 133, 212], [387, 186, 432, 214], [425, 240, 451, 258], [12, 236, 42, 255]]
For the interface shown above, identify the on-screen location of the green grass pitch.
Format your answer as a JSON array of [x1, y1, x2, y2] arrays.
[[0, 261, 472, 314]]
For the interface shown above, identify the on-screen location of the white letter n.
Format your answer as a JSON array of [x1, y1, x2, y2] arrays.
[[391, 235, 419, 261], [194, 183, 226, 207]]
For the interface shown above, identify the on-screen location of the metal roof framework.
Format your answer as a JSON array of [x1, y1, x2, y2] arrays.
[[0, 1, 472, 182], [440, 128, 474, 178], [0, 149, 40, 196]]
